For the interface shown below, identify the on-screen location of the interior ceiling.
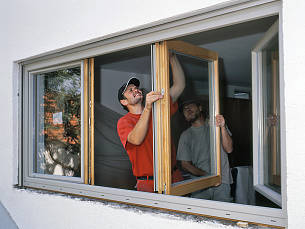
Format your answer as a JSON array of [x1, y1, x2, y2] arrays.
[[97, 16, 278, 87], [95, 46, 151, 75], [180, 16, 278, 87]]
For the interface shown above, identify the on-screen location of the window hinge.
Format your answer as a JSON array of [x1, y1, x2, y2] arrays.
[[89, 101, 91, 126]]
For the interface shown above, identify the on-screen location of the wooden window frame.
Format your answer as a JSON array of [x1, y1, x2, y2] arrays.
[[155, 40, 221, 196], [84, 58, 95, 185]]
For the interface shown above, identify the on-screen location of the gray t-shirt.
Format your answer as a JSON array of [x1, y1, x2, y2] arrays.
[[177, 123, 232, 184]]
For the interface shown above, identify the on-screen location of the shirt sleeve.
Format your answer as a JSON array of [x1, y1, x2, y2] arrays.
[[177, 131, 192, 161], [170, 98, 178, 116], [117, 117, 135, 148]]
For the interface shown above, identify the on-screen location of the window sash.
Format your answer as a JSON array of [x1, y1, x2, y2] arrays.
[[89, 58, 95, 185], [154, 40, 221, 195], [83, 58, 95, 185], [252, 20, 282, 206], [24, 61, 86, 183]]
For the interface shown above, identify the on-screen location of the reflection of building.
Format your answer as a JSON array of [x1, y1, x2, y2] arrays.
[[42, 93, 80, 145], [39, 91, 81, 176]]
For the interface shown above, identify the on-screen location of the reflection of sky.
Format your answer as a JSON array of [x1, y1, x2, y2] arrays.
[[37, 71, 81, 96], [59, 75, 81, 95]]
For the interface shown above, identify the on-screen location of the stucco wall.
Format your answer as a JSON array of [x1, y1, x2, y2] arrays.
[[1, 0, 305, 228], [282, 0, 305, 227]]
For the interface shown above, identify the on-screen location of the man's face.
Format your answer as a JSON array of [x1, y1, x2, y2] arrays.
[[121, 84, 143, 106], [182, 103, 201, 123]]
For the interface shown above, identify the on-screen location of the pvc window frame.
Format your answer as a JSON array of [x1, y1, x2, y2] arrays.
[[252, 20, 282, 206], [17, 0, 287, 227], [23, 61, 86, 184]]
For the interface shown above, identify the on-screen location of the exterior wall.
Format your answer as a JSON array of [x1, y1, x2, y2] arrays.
[[0, 0, 304, 228], [282, 0, 305, 227], [0, 202, 18, 229]]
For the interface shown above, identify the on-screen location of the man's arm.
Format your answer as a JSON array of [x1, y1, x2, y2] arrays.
[[169, 54, 185, 102], [181, 161, 207, 176], [215, 114, 233, 153], [127, 91, 163, 145]]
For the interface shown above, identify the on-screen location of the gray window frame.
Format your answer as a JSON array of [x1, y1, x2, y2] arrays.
[[23, 61, 85, 184], [16, 0, 287, 227]]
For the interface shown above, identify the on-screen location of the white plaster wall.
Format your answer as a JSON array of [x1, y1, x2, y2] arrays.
[[282, 0, 305, 227], [1, 0, 305, 228]]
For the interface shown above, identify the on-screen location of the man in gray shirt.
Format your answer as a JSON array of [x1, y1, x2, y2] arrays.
[[177, 100, 233, 202]]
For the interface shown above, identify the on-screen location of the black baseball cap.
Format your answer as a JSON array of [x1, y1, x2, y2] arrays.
[[117, 77, 140, 102]]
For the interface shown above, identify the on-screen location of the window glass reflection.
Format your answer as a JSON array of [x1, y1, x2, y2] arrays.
[[34, 66, 81, 177], [171, 52, 216, 182], [262, 35, 281, 193]]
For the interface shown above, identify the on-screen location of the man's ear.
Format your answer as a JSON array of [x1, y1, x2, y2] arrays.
[[120, 99, 128, 106]]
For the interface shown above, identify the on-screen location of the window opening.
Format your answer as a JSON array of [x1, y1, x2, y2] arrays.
[[20, 7, 284, 226]]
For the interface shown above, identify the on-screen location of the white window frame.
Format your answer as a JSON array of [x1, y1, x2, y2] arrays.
[[23, 61, 85, 184], [16, 0, 287, 227], [252, 20, 282, 206]]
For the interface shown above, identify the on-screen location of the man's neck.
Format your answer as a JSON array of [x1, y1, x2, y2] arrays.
[[191, 116, 205, 127], [128, 103, 144, 115]]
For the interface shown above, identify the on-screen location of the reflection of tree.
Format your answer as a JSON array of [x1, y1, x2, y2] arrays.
[[39, 67, 81, 177]]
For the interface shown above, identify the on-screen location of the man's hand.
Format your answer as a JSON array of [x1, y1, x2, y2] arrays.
[[215, 114, 233, 153], [215, 114, 225, 128], [181, 161, 207, 176], [267, 114, 278, 126], [145, 91, 163, 110]]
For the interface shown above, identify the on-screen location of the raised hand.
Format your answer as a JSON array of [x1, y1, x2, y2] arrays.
[[145, 91, 163, 109]]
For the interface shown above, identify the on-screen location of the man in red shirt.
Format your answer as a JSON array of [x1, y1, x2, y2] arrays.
[[117, 54, 185, 192]]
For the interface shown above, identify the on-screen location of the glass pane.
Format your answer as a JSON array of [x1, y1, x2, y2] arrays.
[[94, 46, 151, 190], [262, 34, 281, 193], [171, 51, 217, 188], [34, 66, 81, 177]]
